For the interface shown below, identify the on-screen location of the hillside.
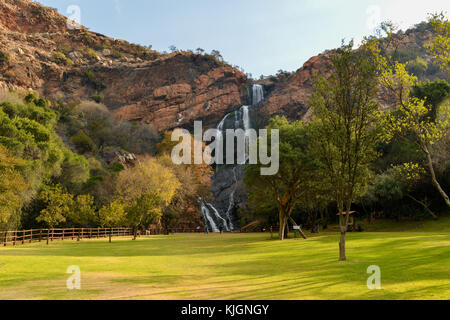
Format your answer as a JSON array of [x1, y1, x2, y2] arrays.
[[0, 0, 247, 131]]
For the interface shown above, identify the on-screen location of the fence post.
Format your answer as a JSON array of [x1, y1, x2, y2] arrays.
[[39, 229, 42, 242], [81, 228, 84, 240], [22, 231, 25, 245], [30, 230, 33, 243], [13, 231, 17, 246], [46, 229, 50, 245], [3, 231, 7, 246], [51, 229, 54, 242], [62, 229, 65, 241]]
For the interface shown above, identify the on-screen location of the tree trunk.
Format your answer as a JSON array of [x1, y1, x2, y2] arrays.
[[425, 147, 450, 207], [133, 227, 137, 241], [285, 222, 290, 239], [323, 207, 329, 230], [279, 216, 285, 240], [339, 232, 346, 261]]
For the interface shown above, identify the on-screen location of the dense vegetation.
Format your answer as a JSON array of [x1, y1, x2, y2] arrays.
[[243, 17, 450, 260], [0, 91, 211, 233]]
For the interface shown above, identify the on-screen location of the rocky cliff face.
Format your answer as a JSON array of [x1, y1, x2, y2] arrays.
[[110, 54, 247, 131], [258, 52, 332, 121], [0, 0, 248, 131]]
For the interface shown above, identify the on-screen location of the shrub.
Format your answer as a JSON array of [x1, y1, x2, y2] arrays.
[[52, 51, 73, 66], [84, 48, 98, 61], [71, 130, 96, 154], [109, 162, 125, 173], [0, 51, 9, 64], [406, 57, 428, 78], [84, 71, 105, 90], [90, 93, 104, 103]]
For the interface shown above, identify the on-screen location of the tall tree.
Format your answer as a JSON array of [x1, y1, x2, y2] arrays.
[[36, 186, 74, 229], [0, 146, 30, 228], [309, 42, 383, 261], [365, 22, 450, 208], [115, 158, 180, 238], [157, 131, 213, 231], [244, 116, 317, 240], [99, 200, 127, 243]]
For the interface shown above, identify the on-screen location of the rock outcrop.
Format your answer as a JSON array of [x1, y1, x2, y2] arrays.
[[259, 52, 332, 121], [0, 0, 248, 131], [110, 54, 247, 131]]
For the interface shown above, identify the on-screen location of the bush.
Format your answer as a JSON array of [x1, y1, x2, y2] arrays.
[[90, 93, 104, 103], [71, 130, 96, 154], [406, 57, 428, 78], [84, 71, 105, 91], [52, 51, 73, 66], [0, 51, 9, 64], [84, 48, 98, 61]]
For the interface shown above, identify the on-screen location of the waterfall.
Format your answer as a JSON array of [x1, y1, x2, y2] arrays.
[[252, 84, 264, 105], [242, 105, 250, 131], [201, 201, 231, 232], [200, 84, 265, 232], [201, 203, 220, 232]]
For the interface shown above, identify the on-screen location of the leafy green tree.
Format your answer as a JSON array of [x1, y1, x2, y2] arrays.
[[309, 42, 383, 261], [366, 23, 450, 208], [98, 200, 127, 242], [126, 193, 163, 240], [36, 186, 73, 229], [0, 146, 30, 228], [67, 194, 96, 227], [157, 132, 213, 231], [245, 116, 317, 240], [99, 200, 127, 228], [411, 80, 450, 121], [115, 158, 180, 239]]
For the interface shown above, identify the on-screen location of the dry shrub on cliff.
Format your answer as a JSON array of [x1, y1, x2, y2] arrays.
[[74, 101, 111, 122], [0, 90, 24, 105]]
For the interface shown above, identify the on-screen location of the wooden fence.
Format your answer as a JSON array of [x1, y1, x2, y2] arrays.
[[0, 227, 133, 247]]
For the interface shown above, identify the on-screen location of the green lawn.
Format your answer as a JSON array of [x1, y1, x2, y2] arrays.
[[0, 220, 449, 300]]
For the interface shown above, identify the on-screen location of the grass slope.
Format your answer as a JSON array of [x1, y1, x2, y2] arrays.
[[0, 220, 449, 300]]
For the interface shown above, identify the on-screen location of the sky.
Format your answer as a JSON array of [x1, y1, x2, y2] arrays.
[[37, 0, 449, 77]]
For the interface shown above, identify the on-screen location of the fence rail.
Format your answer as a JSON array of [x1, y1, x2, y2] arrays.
[[0, 227, 133, 247]]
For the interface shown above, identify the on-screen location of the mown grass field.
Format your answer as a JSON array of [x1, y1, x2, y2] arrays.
[[0, 218, 449, 300]]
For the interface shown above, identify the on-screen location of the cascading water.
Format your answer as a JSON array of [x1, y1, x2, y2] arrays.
[[252, 84, 264, 105], [201, 202, 219, 232], [201, 84, 264, 232]]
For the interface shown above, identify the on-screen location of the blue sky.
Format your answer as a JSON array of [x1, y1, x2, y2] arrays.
[[37, 0, 449, 77]]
